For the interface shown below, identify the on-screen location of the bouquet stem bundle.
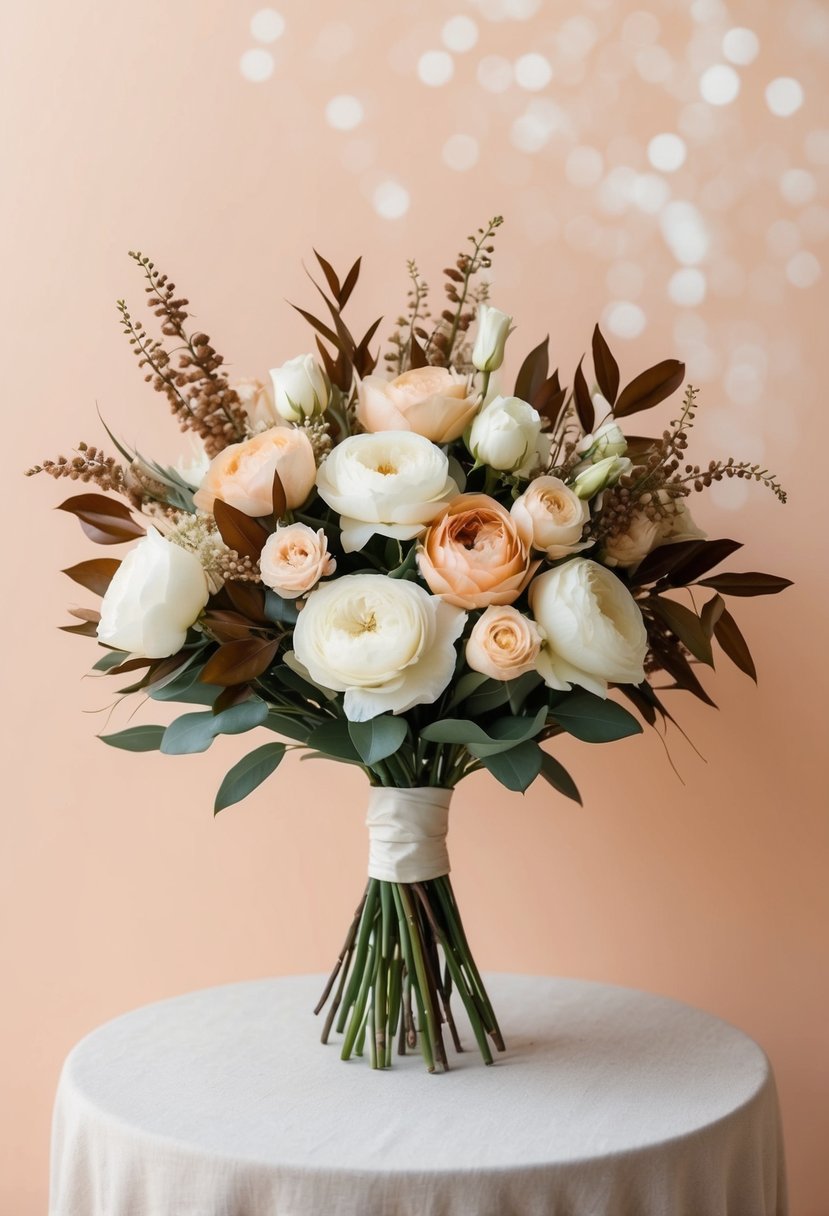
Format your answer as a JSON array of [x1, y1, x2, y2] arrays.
[[317, 876, 503, 1071]]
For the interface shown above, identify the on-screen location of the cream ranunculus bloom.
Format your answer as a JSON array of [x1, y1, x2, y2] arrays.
[[270, 354, 330, 422], [603, 497, 706, 569], [357, 366, 479, 443], [466, 606, 543, 682], [418, 493, 538, 609], [511, 476, 591, 559], [193, 426, 317, 517], [468, 394, 550, 476], [471, 304, 514, 374], [291, 573, 466, 721], [529, 558, 647, 697], [315, 430, 458, 553], [259, 523, 336, 599], [97, 528, 209, 659], [234, 377, 276, 429]]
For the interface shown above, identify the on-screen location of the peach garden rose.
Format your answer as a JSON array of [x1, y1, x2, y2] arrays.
[[511, 476, 591, 560], [357, 366, 479, 444], [193, 426, 317, 517], [259, 523, 336, 599], [466, 605, 543, 682]]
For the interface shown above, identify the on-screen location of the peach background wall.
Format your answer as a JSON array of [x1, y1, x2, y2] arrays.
[[2, 0, 827, 1212]]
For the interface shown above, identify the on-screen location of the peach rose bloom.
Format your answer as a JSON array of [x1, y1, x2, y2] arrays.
[[511, 476, 591, 559], [357, 366, 480, 444], [193, 426, 316, 517], [466, 605, 543, 682], [259, 523, 336, 599], [418, 493, 538, 609]]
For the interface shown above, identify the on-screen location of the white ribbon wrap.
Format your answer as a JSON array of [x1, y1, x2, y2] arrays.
[[366, 787, 453, 883]]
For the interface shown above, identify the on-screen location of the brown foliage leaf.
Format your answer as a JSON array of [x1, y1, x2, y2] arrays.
[[614, 359, 685, 418], [200, 638, 279, 687], [62, 558, 121, 597]]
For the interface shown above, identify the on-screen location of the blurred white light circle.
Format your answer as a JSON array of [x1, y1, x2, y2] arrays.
[[699, 64, 740, 105], [510, 111, 551, 152], [780, 169, 817, 206], [240, 49, 274, 82], [722, 27, 759, 65], [647, 133, 687, 172], [251, 9, 285, 42], [660, 200, 709, 264], [632, 173, 671, 214], [442, 134, 480, 170], [668, 268, 707, 306], [765, 77, 804, 117], [442, 16, 479, 52], [373, 180, 410, 219], [477, 54, 514, 92], [514, 53, 552, 90], [786, 251, 821, 287], [605, 301, 647, 339], [565, 145, 604, 187], [418, 50, 454, 86], [325, 95, 364, 131], [804, 129, 829, 165]]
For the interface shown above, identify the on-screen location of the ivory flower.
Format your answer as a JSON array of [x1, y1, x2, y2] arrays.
[[572, 454, 631, 500], [603, 498, 706, 570], [357, 366, 479, 443], [292, 574, 466, 722], [270, 355, 330, 422], [97, 529, 209, 659], [511, 476, 590, 559], [471, 304, 514, 374], [260, 523, 336, 599], [468, 395, 550, 476], [466, 606, 542, 682], [193, 426, 316, 518], [576, 416, 627, 462], [234, 377, 276, 429], [418, 493, 537, 609], [529, 558, 647, 697], [315, 430, 458, 553]]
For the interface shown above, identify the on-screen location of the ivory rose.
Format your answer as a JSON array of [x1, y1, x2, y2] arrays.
[[193, 426, 316, 517], [357, 366, 479, 443], [603, 498, 706, 569], [529, 558, 647, 697], [291, 574, 466, 721], [418, 493, 537, 609], [315, 430, 458, 553], [466, 606, 542, 682], [97, 529, 209, 659], [259, 523, 336, 599], [468, 395, 550, 476], [511, 476, 590, 559], [471, 304, 514, 374], [270, 354, 330, 422]]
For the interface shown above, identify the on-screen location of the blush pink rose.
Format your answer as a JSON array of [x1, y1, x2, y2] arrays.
[[259, 523, 336, 599], [417, 493, 538, 609], [193, 426, 316, 518], [466, 605, 543, 682], [357, 367, 480, 444]]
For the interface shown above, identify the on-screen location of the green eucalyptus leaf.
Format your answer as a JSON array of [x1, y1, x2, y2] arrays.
[[264, 713, 313, 743], [100, 725, 166, 752], [539, 753, 582, 805], [264, 590, 300, 626], [348, 715, 408, 766], [92, 649, 131, 672], [160, 712, 218, 755], [212, 697, 270, 736], [467, 707, 548, 758], [446, 671, 490, 709], [307, 720, 363, 763], [419, 719, 493, 746], [551, 692, 643, 743], [214, 743, 286, 814], [479, 741, 543, 793]]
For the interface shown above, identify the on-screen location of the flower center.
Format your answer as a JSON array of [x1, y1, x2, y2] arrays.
[[375, 461, 398, 475]]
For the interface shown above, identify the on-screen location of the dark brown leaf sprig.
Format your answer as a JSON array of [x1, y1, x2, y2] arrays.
[[291, 251, 383, 398]]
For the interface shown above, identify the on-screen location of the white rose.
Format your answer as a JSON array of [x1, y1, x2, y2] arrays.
[[604, 497, 706, 569], [97, 529, 209, 659], [315, 431, 458, 553], [572, 454, 631, 500], [511, 476, 591, 559], [468, 395, 550, 476], [472, 304, 514, 374], [292, 573, 466, 722], [259, 523, 336, 598], [529, 558, 647, 697], [270, 354, 330, 422], [577, 415, 627, 462]]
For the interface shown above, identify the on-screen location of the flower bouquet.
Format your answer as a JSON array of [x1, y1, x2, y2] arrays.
[[29, 218, 790, 1072]]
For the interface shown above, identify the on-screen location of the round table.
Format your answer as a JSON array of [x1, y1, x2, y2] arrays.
[[50, 974, 787, 1216]]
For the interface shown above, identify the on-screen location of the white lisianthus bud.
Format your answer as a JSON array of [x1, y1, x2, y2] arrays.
[[572, 454, 632, 500], [529, 558, 647, 697], [472, 304, 514, 374], [270, 355, 331, 422], [468, 395, 549, 476], [577, 416, 627, 462], [97, 529, 209, 659]]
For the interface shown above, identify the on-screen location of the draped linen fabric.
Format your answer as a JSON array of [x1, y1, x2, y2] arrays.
[[365, 786, 452, 882]]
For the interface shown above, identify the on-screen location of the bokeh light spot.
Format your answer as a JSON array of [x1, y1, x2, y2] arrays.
[[418, 50, 454, 86], [442, 134, 480, 171], [722, 27, 759, 65], [325, 95, 364, 131], [442, 16, 479, 52], [647, 133, 687, 172], [240, 49, 274, 82], [765, 77, 804, 117], [250, 9, 285, 43], [373, 181, 410, 219], [514, 52, 553, 90], [699, 64, 740, 106]]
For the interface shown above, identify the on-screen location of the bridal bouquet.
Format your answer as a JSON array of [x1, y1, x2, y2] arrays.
[[29, 218, 790, 1072]]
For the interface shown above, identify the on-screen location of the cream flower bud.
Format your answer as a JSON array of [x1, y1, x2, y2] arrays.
[[270, 355, 330, 422], [577, 417, 627, 462], [472, 304, 514, 374], [466, 606, 542, 682], [259, 523, 336, 599], [468, 395, 549, 476], [604, 497, 706, 569], [572, 454, 632, 500]]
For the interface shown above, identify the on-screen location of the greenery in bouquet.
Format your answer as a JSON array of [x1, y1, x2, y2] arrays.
[[28, 218, 790, 1072]]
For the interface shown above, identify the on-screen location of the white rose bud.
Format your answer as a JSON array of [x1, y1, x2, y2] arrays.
[[270, 354, 330, 422], [572, 454, 631, 500], [529, 558, 647, 697], [577, 416, 627, 462], [472, 304, 514, 374], [97, 529, 209, 659], [468, 395, 549, 476]]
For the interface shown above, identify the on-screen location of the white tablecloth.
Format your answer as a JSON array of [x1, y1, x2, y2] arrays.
[[50, 974, 787, 1216]]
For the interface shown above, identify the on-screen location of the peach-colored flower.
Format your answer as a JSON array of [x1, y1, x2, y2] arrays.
[[357, 366, 479, 444], [511, 476, 591, 559], [193, 426, 316, 518], [466, 605, 542, 682], [259, 523, 336, 599], [418, 493, 538, 609]]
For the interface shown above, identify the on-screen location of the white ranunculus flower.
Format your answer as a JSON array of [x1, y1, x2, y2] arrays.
[[292, 574, 466, 721], [315, 431, 458, 553], [604, 497, 706, 569], [529, 558, 647, 697], [472, 304, 514, 374], [97, 529, 209, 659], [468, 394, 550, 476], [270, 354, 330, 422]]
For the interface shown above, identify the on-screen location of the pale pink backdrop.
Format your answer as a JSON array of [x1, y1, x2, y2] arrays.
[[2, 1, 827, 1212]]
